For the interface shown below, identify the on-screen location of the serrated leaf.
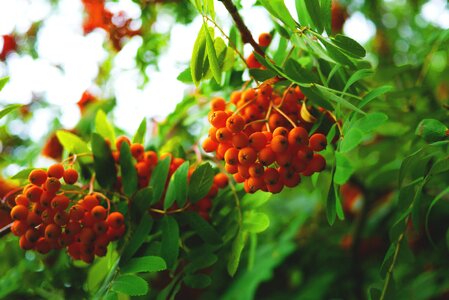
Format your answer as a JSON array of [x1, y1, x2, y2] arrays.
[[184, 274, 211, 289], [243, 212, 270, 233], [0, 104, 21, 120], [119, 142, 138, 197], [332, 34, 366, 58], [415, 119, 448, 143], [204, 24, 221, 83], [184, 212, 221, 244], [227, 229, 246, 277], [95, 110, 116, 146], [191, 25, 207, 86], [121, 217, 153, 263], [91, 133, 117, 189], [121, 256, 167, 274], [304, 0, 323, 33], [149, 156, 171, 204], [359, 85, 393, 109], [174, 161, 189, 207], [111, 274, 148, 296], [0, 76, 9, 91], [161, 216, 179, 269], [188, 163, 214, 203], [133, 118, 146, 144]]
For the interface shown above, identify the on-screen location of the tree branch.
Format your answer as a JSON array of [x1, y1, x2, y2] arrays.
[[218, 0, 264, 55]]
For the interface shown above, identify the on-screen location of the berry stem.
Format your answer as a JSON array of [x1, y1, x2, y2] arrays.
[[275, 82, 295, 109], [89, 174, 96, 194], [272, 105, 297, 128], [0, 222, 12, 238], [93, 192, 112, 214], [244, 119, 268, 129], [265, 102, 273, 132], [232, 98, 255, 116], [62, 152, 93, 166]]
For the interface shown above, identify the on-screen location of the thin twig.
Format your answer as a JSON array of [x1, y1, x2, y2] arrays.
[[273, 105, 297, 128]]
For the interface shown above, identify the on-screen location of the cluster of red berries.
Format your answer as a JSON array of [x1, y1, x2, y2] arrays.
[[246, 33, 272, 69], [111, 136, 229, 220], [202, 84, 327, 194], [82, 0, 140, 51], [9, 163, 125, 263]]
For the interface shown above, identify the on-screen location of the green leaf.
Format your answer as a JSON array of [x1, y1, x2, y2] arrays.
[[133, 118, 147, 144], [304, 0, 323, 33], [111, 274, 148, 296], [191, 25, 207, 86], [11, 168, 40, 180], [164, 176, 177, 210], [249, 68, 278, 81], [184, 274, 211, 289], [259, 0, 297, 29], [149, 156, 171, 204], [320, 0, 332, 34], [0, 76, 9, 91], [284, 59, 319, 84], [326, 179, 337, 225], [133, 187, 153, 213], [119, 142, 138, 197], [91, 133, 117, 189], [174, 161, 190, 208], [240, 191, 271, 209], [56, 131, 91, 159], [95, 110, 116, 146], [204, 0, 215, 19], [227, 230, 246, 277], [359, 85, 393, 109], [188, 163, 214, 203], [317, 36, 355, 68], [204, 24, 221, 83], [185, 252, 217, 273], [415, 119, 448, 143], [121, 217, 153, 263], [0, 104, 21, 120], [425, 186, 449, 246], [343, 69, 373, 93], [334, 152, 354, 185], [314, 85, 365, 114], [243, 212, 270, 233], [332, 34, 366, 58], [121, 256, 167, 274], [295, 0, 312, 27], [184, 212, 222, 245], [177, 67, 193, 83], [161, 216, 179, 269]]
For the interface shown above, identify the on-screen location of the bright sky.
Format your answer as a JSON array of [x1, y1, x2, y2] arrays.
[[0, 0, 448, 143]]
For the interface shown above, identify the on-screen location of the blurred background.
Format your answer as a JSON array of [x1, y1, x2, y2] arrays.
[[1, 0, 449, 299]]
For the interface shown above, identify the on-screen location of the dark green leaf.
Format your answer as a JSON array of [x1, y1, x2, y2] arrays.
[[284, 58, 319, 84], [133, 118, 147, 144], [149, 156, 171, 204], [295, 0, 312, 27], [359, 85, 393, 109], [121, 217, 153, 263], [321, 0, 332, 34], [119, 142, 138, 197], [188, 163, 214, 203], [121, 256, 167, 274], [184, 212, 221, 245], [425, 186, 449, 246], [0, 104, 21, 120], [227, 229, 246, 277], [204, 24, 221, 83], [259, 0, 297, 29], [91, 133, 117, 189], [164, 176, 177, 210], [334, 152, 354, 185], [133, 187, 153, 213], [314, 84, 365, 114], [415, 119, 448, 143], [161, 216, 179, 269], [185, 252, 217, 273], [184, 274, 211, 289], [343, 69, 373, 93], [174, 161, 190, 207], [111, 274, 148, 296], [191, 25, 207, 86], [332, 34, 366, 58], [249, 68, 278, 81], [326, 179, 337, 225], [304, 0, 323, 33]]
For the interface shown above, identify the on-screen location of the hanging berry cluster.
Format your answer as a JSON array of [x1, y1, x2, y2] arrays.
[[111, 136, 229, 220], [9, 164, 125, 263], [202, 84, 328, 194]]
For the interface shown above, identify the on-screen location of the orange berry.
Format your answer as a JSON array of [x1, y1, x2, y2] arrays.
[[28, 169, 48, 186], [15, 194, 29, 207], [107, 212, 124, 229], [232, 132, 249, 149], [258, 147, 276, 166], [69, 205, 85, 221], [207, 184, 219, 198], [280, 168, 301, 188], [213, 173, 229, 189], [130, 143, 144, 160], [11, 205, 28, 221], [224, 148, 239, 165], [267, 180, 284, 194], [249, 132, 268, 151], [264, 168, 280, 185], [262, 131, 273, 142], [226, 115, 245, 133], [249, 162, 264, 178], [209, 111, 228, 128], [238, 147, 257, 166], [47, 163, 65, 179], [26, 186, 44, 202], [54, 210, 69, 226], [51, 195, 70, 210], [273, 127, 289, 137], [63, 168, 79, 185], [233, 173, 245, 183], [45, 177, 61, 194], [144, 151, 158, 166], [202, 137, 218, 153], [288, 127, 309, 147], [268, 113, 287, 129], [246, 177, 264, 193], [80, 228, 96, 245], [211, 97, 226, 111], [242, 89, 257, 103], [45, 224, 61, 240], [246, 53, 262, 69], [276, 153, 292, 168], [216, 127, 233, 143], [297, 146, 314, 161], [258, 32, 272, 47], [19, 235, 34, 250], [116, 136, 131, 151], [271, 136, 289, 153], [230, 91, 242, 105], [66, 222, 82, 235], [25, 228, 40, 243], [217, 143, 232, 159], [11, 220, 28, 236], [91, 205, 107, 221], [35, 238, 51, 254], [106, 225, 125, 241], [309, 153, 326, 172], [209, 127, 218, 143], [26, 211, 41, 227], [309, 133, 327, 152], [83, 195, 100, 211], [41, 209, 55, 224], [93, 221, 108, 235], [225, 163, 239, 174]]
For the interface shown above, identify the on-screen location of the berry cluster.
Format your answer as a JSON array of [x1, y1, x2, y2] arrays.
[[9, 164, 125, 263], [246, 33, 272, 69], [111, 136, 229, 220], [202, 84, 327, 194]]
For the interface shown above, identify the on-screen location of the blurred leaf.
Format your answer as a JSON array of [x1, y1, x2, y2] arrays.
[[240, 191, 271, 209], [133, 118, 147, 144], [343, 69, 373, 93], [243, 212, 270, 233], [119, 142, 138, 197], [204, 0, 215, 19], [56, 130, 90, 154], [174, 161, 190, 207], [359, 85, 393, 109], [0, 76, 9, 91], [334, 152, 354, 185], [259, 0, 297, 29], [415, 119, 448, 143], [425, 186, 449, 246], [326, 179, 337, 225], [314, 85, 364, 114], [161, 215, 179, 269], [204, 24, 221, 83], [0, 104, 21, 120], [184, 274, 212, 289], [149, 156, 171, 204], [228, 229, 246, 277], [191, 25, 207, 86], [185, 252, 217, 273], [111, 274, 148, 296], [95, 110, 116, 146], [11, 168, 39, 180], [183, 212, 222, 244], [188, 163, 214, 203], [121, 256, 167, 274], [177, 67, 193, 83], [164, 176, 177, 210], [91, 133, 117, 189], [332, 34, 366, 58], [121, 217, 153, 263]]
